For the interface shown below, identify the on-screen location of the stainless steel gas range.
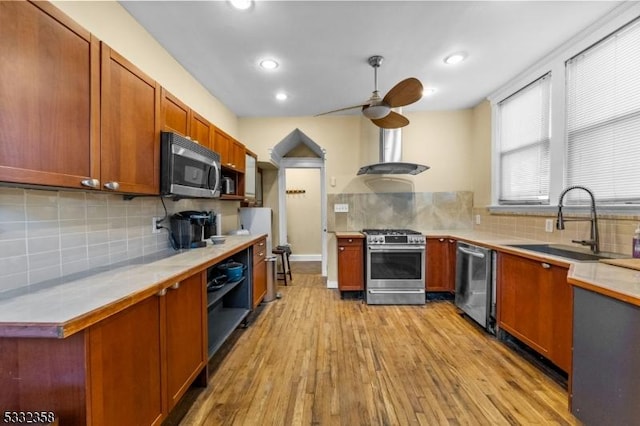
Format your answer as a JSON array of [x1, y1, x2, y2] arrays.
[[362, 229, 426, 305]]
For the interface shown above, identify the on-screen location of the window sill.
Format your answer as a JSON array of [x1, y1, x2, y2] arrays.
[[488, 204, 640, 219]]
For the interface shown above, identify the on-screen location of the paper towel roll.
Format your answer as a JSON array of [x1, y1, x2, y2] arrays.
[[215, 213, 222, 236]]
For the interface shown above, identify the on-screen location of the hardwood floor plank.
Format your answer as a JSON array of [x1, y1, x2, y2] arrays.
[[172, 273, 579, 426]]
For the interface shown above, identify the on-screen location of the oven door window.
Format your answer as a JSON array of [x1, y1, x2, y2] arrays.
[[370, 251, 422, 280], [173, 155, 214, 189]]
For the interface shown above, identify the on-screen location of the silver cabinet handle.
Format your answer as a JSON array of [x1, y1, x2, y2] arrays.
[[104, 181, 120, 191], [348, 239, 353, 243], [259, 242, 265, 246], [170, 282, 180, 290], [457, 246, 485, 259], [439, 238, 445, 242], [448, 239, 455, 243], [156, 289, 167, 297], [81, 178, 100, 188], [339, 247, 344, 251], [541, 263, 551, 269]]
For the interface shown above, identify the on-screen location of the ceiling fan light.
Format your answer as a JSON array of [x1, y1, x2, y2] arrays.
[[363, 105, 390, 119]]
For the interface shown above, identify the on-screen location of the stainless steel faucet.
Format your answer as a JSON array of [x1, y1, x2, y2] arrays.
[[556, 185, 600, 253]]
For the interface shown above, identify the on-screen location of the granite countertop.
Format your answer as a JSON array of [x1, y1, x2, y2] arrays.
[[335, 231, 365, 238], [0, 234, 265, 339]]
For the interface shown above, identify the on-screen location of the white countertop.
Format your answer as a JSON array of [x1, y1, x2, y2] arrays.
[[0, 235, 265, 338]]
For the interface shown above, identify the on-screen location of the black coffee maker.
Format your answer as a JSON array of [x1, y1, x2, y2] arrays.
[[169, 210, 216, 249]]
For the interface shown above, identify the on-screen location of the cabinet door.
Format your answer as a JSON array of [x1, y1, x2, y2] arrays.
[[252, 259, 267, 308], [101, 44, 160, 195], [0, 1, 100, 189], [498, 253, 556, 357], [232, 140, 246, 172], [88, 295, 164, 426], [161, 88, 190, 136], [337, 238, 364, 291], [213, 128, 231, 166], [426, 238, 450, 291], [165, 272, 206, 409], [189, 111, 212, 149]]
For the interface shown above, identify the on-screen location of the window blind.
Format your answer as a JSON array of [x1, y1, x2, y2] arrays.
[[497, 74, 551, 203], [566, 17, 640, 204]]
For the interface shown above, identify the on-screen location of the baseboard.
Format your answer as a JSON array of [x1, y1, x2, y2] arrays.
[[289, 254, 321, 262], [326, 280, 338, 289]]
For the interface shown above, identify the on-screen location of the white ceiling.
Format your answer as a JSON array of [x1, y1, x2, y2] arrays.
[[120, 1, 622, 118]]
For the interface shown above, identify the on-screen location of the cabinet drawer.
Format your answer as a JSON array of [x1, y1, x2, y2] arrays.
[[253, 238, 267, 264], [337, 237, 363, 247]]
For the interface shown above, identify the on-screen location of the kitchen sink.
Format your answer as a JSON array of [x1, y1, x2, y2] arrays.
[[506, 244, 615, 261]]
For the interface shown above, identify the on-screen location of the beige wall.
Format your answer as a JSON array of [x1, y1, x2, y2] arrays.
[[470, 100, 493, 207], [51, 0, 238, 137], [285, 169, 322, 256], [239, 109, 475, 194]]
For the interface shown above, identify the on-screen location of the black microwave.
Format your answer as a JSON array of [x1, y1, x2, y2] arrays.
[[160, 132, 221, 198]]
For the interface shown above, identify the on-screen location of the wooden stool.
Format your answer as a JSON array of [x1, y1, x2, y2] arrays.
[[272, 245, 292, 285]]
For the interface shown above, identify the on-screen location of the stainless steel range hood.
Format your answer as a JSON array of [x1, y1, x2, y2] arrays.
[[357, 128, 429, 175]]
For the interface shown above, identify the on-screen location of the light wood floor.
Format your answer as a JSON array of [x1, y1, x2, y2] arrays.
[[173, 268, 580, 425]]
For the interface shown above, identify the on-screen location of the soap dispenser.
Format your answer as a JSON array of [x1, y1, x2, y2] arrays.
[[633, 224, 640, 258]]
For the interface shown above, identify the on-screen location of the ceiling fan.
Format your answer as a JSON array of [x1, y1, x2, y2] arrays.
[[315, 55, 423, 129]]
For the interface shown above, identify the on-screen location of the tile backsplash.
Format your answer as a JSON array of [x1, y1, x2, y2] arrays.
[[473, 207, 640, 256], [328, 191, 474, 231], [0, 187, 236, 293]]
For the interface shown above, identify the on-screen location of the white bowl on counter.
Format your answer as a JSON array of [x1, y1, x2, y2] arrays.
[[210, 235, 226, 245]]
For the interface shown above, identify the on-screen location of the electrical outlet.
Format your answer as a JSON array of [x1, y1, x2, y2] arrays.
[[152, 217, 163, 234], [545, 219, 554, 233], [475, 214, 481, 225], [334, 203, 349, 213]]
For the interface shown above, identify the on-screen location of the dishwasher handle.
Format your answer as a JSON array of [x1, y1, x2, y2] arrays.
[[458, 246, 486, 259]]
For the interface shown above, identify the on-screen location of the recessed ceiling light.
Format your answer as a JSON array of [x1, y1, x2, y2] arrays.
[[443, 52, 467, 65], [259, 59, 279, 70], [423, 88, 437, 96], [229, 0, 252, 10], [275, 92, 288, 101]]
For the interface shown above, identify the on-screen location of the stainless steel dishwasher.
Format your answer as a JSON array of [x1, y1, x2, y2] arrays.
[[455, 241, 496, 334]]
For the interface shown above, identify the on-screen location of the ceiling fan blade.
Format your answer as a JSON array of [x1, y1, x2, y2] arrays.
[[371, 111, 410, 129], [383, 78, 423, 108], [315, 103, 370, 117]]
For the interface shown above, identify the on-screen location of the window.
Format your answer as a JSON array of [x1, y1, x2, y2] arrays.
[[497, 74, 551, 204], [566, 17, 640, 204]]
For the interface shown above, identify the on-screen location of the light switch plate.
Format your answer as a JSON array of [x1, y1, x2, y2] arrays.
[[475, 214, 481, 225], [334, 203, 349, 213]]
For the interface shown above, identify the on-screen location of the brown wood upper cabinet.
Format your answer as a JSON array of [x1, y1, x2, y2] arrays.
[[426, 238, 457, 292], [214, 128, 245, 172], [497, 252, 572, 373], [0, 1, 100, 189], [101, 44, 160, 195], [189, 110, 214, 150], [161, 88, 190, 137]]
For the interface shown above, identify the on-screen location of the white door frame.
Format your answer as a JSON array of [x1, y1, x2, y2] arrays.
[[278, 157, 328, 278]]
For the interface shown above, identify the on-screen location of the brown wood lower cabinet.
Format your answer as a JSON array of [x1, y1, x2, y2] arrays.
[[426, 238, 457, 292], [337, 236, 364, 293], [497, 252, 572, 373], [252, 238, 267, 308], [0, 271, 207, 426]]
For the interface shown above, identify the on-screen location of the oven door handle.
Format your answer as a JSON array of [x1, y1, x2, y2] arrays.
[[368, 246, 425, 251], [368, 289, 425, 294], [457, 246, 486, 259]]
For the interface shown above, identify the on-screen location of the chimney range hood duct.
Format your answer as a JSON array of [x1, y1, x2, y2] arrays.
[[357, 128, 429, 175]]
